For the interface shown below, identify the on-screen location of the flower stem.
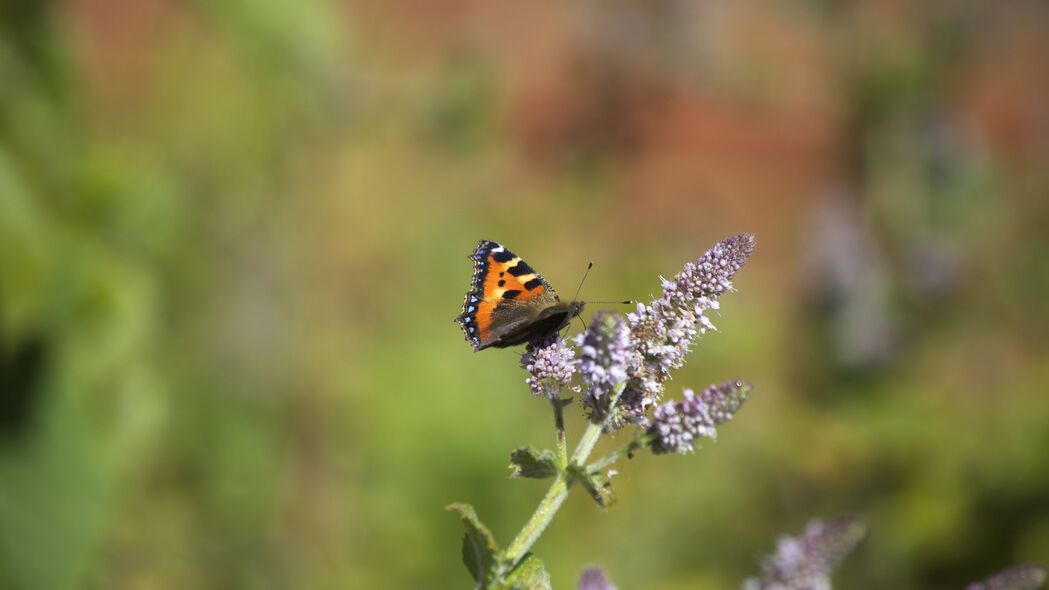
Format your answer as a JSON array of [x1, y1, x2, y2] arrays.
[[551, 398, 568, 469], [587, 432, 655, 473], [569, 382, 627, 463], [502, 472, 569, 570], [502, 382, 628, 570]]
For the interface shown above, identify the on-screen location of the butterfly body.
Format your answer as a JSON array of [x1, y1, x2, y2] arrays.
[[457, 240, 584, 351]]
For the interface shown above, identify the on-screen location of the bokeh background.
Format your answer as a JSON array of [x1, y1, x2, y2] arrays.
[[2, 1, 1048, 588]]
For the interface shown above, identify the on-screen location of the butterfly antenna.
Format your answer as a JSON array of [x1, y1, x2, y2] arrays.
[[567, 262, 593, 333], [572, 261, 593, 302], [571, 262, 635, 305], [567, 262, 634, 334]]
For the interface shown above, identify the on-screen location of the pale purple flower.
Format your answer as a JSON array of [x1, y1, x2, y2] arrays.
[[967, 565, 1048, 590], [576, 312, 637, 420], [743, 517, 868, 590], [648, 379, 751, 454], [620, 233, 756, 425], [578, 567, 617, 590], [521, 335, 576, 399]]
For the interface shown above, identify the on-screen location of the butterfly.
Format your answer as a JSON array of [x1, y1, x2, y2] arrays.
[[457, 240, 585, 351]]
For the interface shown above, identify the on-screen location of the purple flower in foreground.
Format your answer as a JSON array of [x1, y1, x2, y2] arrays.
[[619, 233, 756, 426], [648, 379, 751, 454], [743, 517, 868, 590], [578, 567, 617, 590], [967, 564, 1048, 590], [576, 312, 636, 419], [521, 335, 576, 399]]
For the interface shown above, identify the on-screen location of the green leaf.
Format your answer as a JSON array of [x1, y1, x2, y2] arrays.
[[494, 554, 552, 590], [508, 446, 558, 479], [568, 466, 617, 510], [447, 502, 500, 588]]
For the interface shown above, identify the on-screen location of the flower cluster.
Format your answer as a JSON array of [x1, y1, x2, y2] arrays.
[[576, 312, 636, 419], [618, 233, 756, 426], [521, 335, 576, 399], [648, 379, 751, 454], [743, 517, 868, 590], [967, 565, 1048, 590], [453, 233, 762, 589]]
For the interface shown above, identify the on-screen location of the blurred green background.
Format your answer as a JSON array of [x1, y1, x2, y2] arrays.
[[2, 1, 1048, 588]]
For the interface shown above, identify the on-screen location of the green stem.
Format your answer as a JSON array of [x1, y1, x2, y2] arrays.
[[587, 433, 654, 473], [502, 382, 628, 570], [570, 382, 627, 463], [502, 473, 569, 569], [551, 398, 568, 469]]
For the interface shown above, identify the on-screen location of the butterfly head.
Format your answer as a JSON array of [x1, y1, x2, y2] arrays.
[[566, 300, 585, 321]]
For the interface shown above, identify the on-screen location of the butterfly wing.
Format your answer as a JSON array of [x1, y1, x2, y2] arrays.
[[486, 299, 583, 348], [457, 240, 562, 350]]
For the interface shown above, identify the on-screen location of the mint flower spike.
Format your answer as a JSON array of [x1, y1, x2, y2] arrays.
[[743, 517, 868, 590], [967, 564, 1048, 590], [521, 335, 576, 399], [648, 379, 751, 455], [576, 312, 636, 420], [621, 233, 756, 426]]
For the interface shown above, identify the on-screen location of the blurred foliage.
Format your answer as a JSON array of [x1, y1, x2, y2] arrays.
[[2, 1, 1048, 589]]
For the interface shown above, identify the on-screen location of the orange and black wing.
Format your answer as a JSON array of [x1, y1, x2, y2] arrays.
[[456, 240, 559, 350]]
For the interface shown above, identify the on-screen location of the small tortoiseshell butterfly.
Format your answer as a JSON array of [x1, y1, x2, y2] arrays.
[[457, 240, 585, 351]]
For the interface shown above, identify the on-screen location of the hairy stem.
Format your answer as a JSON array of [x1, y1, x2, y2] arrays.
[[502, 382, 628, 570], [551, 398, 568, 469], [568, 382, 627, 465], [502, 473, 569, 571]]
